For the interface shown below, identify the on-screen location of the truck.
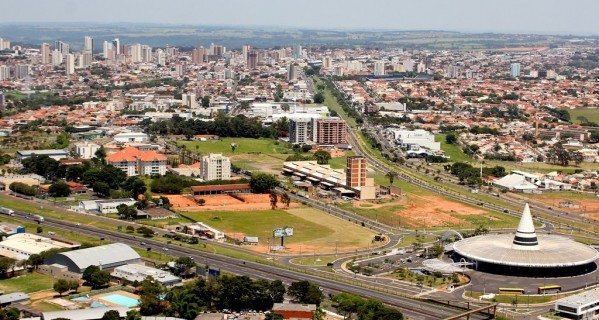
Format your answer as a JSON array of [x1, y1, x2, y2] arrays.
[[34, 215, 44, 223], [0, 207, 14, 216]]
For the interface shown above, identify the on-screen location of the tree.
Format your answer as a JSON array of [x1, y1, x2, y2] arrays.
[[117, 204, 138, 220], [269, 191, 278, 210], [94, 146, 107, 164], [101, 310, 121, 320], [0, 257, 15, 278], [122, 176, 147, 200], [93, 181, 111, 197], [82, 265, 110, 289], [385, 171, 397, 186], [197, 198, 206, 206], [125, 310, 142, 320], [313, 92, 325, 104], [139, 277, 165, 316], [36, 226, 43, 233], [249, 173, 280, 193], [53, 279, 72, 296], [313, 150, 331, 164], [49, 181, 71, 197], [27, 254, 44, 270], [288, 281, 323, 305], [201, 96, 210, 108], [280, 193, 291, 208], [445, 133, 457, 145], [68, 280, 80, 293], [174, 256, 196, 277]]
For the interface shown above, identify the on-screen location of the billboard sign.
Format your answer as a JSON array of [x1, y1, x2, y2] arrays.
[[273, 227, 294, 238]]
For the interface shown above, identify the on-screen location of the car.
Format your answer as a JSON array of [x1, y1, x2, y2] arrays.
[[162, 247, 169, 251], [140, 242, 146, 245], [326, 262, 334, 267]]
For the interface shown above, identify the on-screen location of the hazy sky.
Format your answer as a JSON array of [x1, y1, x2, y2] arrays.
[[2, 0, 598, 35]]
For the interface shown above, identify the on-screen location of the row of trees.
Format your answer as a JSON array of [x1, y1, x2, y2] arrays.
[[141, 114, 278, 139], [447, 162, 507, 186]]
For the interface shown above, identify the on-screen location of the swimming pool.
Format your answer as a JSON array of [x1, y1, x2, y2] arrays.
[[99, 294, 140, 307]]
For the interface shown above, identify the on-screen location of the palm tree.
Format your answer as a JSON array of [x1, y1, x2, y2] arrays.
[[385, 171, 397, 187]]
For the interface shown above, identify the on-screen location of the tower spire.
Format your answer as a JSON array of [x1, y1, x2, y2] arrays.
[[512, 203, 539, 250]]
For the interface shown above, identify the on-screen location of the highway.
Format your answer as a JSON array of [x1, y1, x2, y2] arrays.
[[9, 210, 492, 320]]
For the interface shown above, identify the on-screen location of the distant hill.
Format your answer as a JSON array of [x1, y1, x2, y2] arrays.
[[0, 23, 594, 50]]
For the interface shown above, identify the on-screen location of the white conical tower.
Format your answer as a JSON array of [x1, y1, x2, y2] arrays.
[[512, 203, 539, 250]]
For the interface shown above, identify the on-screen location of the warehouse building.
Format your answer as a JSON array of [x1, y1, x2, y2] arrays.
[[0, 233, 78, 261], [45, 243, 141, 273]]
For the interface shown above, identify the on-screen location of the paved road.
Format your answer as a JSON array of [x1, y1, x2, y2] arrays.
[[8, 210, 492, 320]]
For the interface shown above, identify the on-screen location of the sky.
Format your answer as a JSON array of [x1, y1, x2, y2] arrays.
[[1, 0, 598, 35]]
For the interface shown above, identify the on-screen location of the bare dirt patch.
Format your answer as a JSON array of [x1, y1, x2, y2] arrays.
[[396, 195, 487, 227]]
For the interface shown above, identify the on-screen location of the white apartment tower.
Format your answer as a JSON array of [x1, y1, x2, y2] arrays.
[[65, 54, 75, 75], [289, 118, 311, 145], [201, 153, 231, 181], [84, 36, 93, 53], [41, 43, 51, 64], [374, 61, 385, 76]]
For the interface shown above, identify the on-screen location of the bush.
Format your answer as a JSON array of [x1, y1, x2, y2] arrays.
[[9, 182, 37, 196]]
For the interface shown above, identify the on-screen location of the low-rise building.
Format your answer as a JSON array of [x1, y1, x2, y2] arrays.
[[45, 243, 141, 273], [0, 233, 79, 261], [113, 132, 148, 143], [555, 287, 599, 319], [79, 198, 136, 214], [15, 149, 68, 163], [111, 264, 182, 288], [106, 146, 167, 176], [74, 141, 100, 159], [271, 303, 316, 320]]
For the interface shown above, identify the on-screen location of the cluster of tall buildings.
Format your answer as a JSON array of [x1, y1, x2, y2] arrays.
[[289, 117, 347, 145]]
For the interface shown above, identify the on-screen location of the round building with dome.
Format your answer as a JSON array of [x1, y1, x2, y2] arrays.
[[452, 204, 599, 277]]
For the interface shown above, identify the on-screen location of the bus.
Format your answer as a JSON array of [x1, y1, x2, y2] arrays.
[[538, 285, 561, 294], [499, 288, 525, 295]]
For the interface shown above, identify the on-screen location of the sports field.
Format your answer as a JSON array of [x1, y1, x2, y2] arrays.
[[181, 207, 378, 254]]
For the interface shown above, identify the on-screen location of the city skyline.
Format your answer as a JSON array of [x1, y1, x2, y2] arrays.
[[1, 0, 599, 36]]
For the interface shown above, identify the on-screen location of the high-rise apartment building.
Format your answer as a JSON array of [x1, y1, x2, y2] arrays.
[[289, 118, 311, 145], [323, 56, 332, 69], [81, 52, 93, 67], [201, 153, 231, 181], [156, 49, 166, 66], [313, 117, 347, 145], [0, 66, 10, 81], [242, 44, 250, 62], [293, 45, 303, 59], [51, 50, 63, 66], [374, 61, 385, 76], [510, 63, 521, 77], [54, 40, 69, 57], [247, 50, 258, 69], [287, 63, 297, 82], [15, 65, 30, 79], [130, 44, 142, 63], [84, 36, 93, 53], [41, 43, 51, 64], [447, 65, 460, 79], [112, 38, 120, 55], [182, 93, 197, 108], [346, 156, 367, 188], [141, 45, 152, 63], [192, 47, 205, 64], [103, 41, 113, 59], [65, 54, 75, 75]]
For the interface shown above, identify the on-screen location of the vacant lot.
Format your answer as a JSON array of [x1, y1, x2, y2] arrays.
[[569, 108, 599, 124], [343, 194, 518, 229], [177, 137, 291, 156], [522, 191, 599, 218], [182, 207, 378, 254]]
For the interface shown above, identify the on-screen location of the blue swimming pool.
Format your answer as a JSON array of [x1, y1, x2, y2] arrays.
[[99, 294, 139, 307]]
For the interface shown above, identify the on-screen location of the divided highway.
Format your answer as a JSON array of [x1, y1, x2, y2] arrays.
[[9, 210, 491, 320]]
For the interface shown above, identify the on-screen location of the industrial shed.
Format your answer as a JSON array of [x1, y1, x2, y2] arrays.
[[44, 243, 141, 273]]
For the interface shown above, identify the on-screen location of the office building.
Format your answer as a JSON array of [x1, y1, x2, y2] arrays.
[[65, 54, 75, 75], [41, 43, 51, 64], [510, 63, 521, 77], [313, 117, 347, 145], [201, 153, 231, 181], [374, 61, 385, 76], [289, 118, 312, 145], [346, 156, 367, 188]]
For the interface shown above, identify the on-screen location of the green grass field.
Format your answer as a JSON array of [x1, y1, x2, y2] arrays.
[[177, 137, 291, 156], [569, 108, 599, 124], [181, 207, 376, 252], [436, 134, 472, 163], [328, 151, 355, 169], [0, 273, 56, 293]]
